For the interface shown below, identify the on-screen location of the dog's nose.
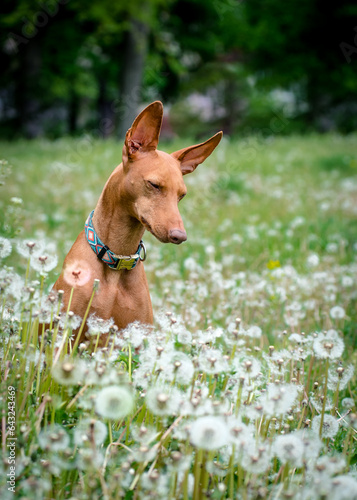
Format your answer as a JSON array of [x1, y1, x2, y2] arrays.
[[169, 229, 187, 244]]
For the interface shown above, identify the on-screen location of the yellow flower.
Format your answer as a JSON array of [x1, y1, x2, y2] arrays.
[[267, 259, 280, 270]]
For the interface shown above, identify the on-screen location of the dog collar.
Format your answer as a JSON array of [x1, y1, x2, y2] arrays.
[[84, 210, 146, 270]]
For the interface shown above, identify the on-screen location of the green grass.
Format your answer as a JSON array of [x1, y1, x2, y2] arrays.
[[0, 133, 357, 499]]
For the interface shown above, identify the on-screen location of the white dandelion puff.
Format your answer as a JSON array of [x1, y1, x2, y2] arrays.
[[95, 385, 134, 420], [259, 383, 301, 417], [329, 475, 357, 500], [327, 364, 354, 391], [52, 357, 85, 386], [313, 330, 344, 360], [38, 424, 70, 452], [197, 347, 229, 375], [329, 306, 345, 319], [86, 314, 114, 336], [145, 386, 182, 416], [0, 237, 12, 259], [239, 441, 272, 474], [273, 433, 305, 468], [30, 253, 58, 274], [189, 416, 230, 450], [311, 414, 339, 439], [74, 418, 108, 447]]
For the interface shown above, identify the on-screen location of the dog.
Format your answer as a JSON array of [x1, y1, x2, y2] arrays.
[[53, 101, 222, 345]]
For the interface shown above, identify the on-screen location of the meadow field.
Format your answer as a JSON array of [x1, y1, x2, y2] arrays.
[[0, 133, 357, 499]]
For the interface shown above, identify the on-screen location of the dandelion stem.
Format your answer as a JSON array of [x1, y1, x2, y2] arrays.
[[72, 283, 98, 353], [319, 358, 330, 437], [193, 448, 203, 500]]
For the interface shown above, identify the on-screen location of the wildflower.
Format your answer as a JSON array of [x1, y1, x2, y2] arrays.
[[244, 325, 262, 338], [273, 433, 304, 468], [341, 276, 353, 287], [145, 386, 182, 416], [10, 196, 23, 204], [239, 441, 272, 474], [329, 475, 357, 500], [189, 416, 230, 450], [86, 314, 114, 336], [77, 448, 104, 470], [30, 254, 58, 274], [16, 239, 41, 258], [52, 357, 85, 386], [227, 418, 254, 453], [313, 330, 344, 359], [341, 397, 355, 410], [259, 383, 301, 417], [233, 355, 261, 380], [122, 321, 151, 349], [176, 327, 192, 345], [160, 351, 195, 385], [38, 425, 70, 452], [63, 259, 92, 288], [315, 455, 346, 476], [0, 237, 12, 258], [329, 306, 345, 319], [95, 385, 134, 420], [311, 414, 339, 438], [294, 430, 322, 462], [307, 253, 319, 267], [74, 418, 108, 447], [328, 364, 354, 391], [197, 347, 229, 375]]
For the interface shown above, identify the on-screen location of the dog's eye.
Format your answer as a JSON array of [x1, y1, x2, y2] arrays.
[[147, 180, 161, 191], [179, 193, 186, 201]]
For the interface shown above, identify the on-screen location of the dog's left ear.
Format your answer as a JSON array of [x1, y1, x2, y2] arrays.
[[171, 132, 223, 175], [124, 101, 163, 160]]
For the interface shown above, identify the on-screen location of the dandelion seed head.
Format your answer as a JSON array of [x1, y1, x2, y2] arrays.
[[341, 397, 355, 410], [95, 385, 134, 420], [145, 386, 182, 416], [122, 321, 151, 348], [239, 441, 272, 474], [233, 355, 261, 380], [38, 425, 70, 452], [329, 475, 357, 500], [311, 414, 339, 439], [86, 314, 114, 335], [63, 259, 92, 288], [52, 357, 85, 386], [0, 236, 12, 258], [260, 383, 301, 417], [197, 347, 229, 375], [30, 253, 58, 274], [189, 416, 230, 450], [273, 433, 305, 467], [313, 330, 344, 359], [315, 455, 346, 476], [74, 418, 108, 447], [330, 306, 346, 319], [328, 364, 354, 391], [77, 448, 104, 470]]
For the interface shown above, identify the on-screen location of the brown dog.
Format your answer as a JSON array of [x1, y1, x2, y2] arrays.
[[53, 101, 222, 344]]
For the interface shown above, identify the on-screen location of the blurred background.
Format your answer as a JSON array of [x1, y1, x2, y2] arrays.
[[0, 0, 357, 140]]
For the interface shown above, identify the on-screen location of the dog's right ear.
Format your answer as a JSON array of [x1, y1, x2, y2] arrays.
[[123, 101, 163, 165]]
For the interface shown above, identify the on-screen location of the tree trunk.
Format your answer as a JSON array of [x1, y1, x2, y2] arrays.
[[117, 18, 149, 138]]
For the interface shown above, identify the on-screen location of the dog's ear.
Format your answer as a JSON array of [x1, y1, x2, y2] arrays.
[[171, 132, 223, 175], [124, 101, 163, 159]]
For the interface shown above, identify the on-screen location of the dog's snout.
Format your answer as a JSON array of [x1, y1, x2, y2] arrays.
[[169, 229, 187, 244]]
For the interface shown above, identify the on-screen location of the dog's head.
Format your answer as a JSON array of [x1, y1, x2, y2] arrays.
[[121, 101, 222, 244]]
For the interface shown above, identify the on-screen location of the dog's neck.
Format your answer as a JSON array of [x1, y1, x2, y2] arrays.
[[92, 166, 145, 256]]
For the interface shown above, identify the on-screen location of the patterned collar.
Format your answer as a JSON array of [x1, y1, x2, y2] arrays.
[[84, 210, 146, 270]]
